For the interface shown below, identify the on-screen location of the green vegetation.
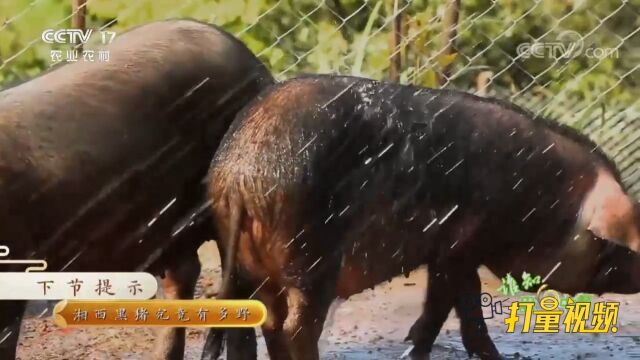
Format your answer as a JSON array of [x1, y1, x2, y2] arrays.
[[0, 0, 638, 193], [1, 1, 637, 109]]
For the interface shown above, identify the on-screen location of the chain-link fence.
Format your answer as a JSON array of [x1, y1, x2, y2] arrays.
[[0, 0, 638, 196]]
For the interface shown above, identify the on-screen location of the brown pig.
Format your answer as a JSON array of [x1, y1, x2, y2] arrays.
[[202, 75, 639, 360]]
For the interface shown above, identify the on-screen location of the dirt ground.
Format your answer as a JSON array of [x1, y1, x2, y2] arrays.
[[15, 242, 640, 359]]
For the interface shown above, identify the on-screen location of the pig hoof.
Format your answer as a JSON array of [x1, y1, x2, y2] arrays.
[[406, 345, 430, 360], [468, 351, 504, 360], [401, 345, 414, 358], [405, 317, 424, 343]]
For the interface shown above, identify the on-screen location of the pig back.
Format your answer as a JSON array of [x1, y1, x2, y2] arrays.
[[209, 75, 615, 287]]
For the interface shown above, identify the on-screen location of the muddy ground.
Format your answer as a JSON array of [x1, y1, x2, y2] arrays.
[[15, 242, 640, 359]]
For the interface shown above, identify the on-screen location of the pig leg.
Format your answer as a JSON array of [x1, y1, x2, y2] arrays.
[[261, 291, 292, 360], [280, 253, 340, 360], [407, 264, 501, 360], [452, 269, 500, 360], [0, 300, 26, 360], [225, 276, 258, 360], [150, 251, 201, 360], [282, 286, 335, 360], [200, 272, 257, 360], [226, 327, 257, 360], [406, 265, 456, 359]]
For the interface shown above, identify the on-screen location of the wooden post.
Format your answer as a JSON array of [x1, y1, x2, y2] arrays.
[[475, 71, 493, 96], [71, 0, 87, 52], [400, 9, 411, 74], [439, 0, 460, 85], [386, 0, 403, 82]]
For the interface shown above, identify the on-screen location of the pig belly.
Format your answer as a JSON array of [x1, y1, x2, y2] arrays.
[[335, 238, 424, 299]]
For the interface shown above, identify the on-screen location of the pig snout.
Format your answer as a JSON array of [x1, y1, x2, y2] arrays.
[[588, 240, 640, 295]]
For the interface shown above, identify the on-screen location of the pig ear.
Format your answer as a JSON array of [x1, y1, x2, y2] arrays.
[[586, 195, 625, 240], [581, 169, 640, 252], [586, 196, 640, 252]]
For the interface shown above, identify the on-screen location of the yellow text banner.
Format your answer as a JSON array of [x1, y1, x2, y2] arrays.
[[53, 299, 266, 328]]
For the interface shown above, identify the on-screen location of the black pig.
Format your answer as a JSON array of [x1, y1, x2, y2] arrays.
[[0, 19, 273, 360], [204, 75, 640, 360]]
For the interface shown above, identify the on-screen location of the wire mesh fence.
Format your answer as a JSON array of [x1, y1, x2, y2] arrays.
[[0, 0, 638, 196]]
